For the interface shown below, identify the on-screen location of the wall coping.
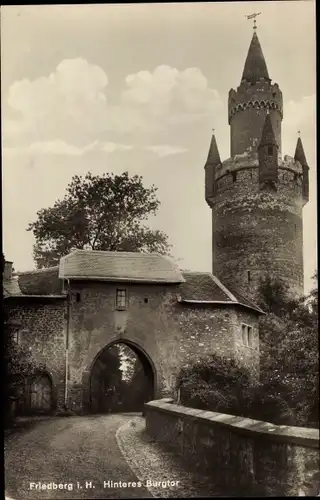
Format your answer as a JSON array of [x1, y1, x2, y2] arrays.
[[145, 399, 319, 449]]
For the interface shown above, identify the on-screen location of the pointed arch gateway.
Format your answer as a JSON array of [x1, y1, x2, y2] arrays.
[[83, 340, 156, 414]]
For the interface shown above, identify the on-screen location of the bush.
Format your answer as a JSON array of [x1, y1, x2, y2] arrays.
[[177, 354, 254, 417], [176, 354, 317, 427]]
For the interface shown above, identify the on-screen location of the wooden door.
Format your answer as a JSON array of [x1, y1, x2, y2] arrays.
[[30, 375, 52, 413]]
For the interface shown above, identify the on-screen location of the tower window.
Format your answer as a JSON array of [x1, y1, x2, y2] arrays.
[[12, 330, 20, 344], [116, 289, 127, 310], [241, 324, 253, 347], [76, 292, 81, 303], [268, 145, 273, 156], [241, 324, 247, 345], [144, 297, 149, 304], [248, 326, 253, 347]]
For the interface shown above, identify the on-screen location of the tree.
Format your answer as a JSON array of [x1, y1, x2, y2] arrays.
[[118, 344, 137, 382], [27, 171, 171, 268]]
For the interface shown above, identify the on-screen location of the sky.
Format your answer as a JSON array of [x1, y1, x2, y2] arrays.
[[1, 1, 317, 293]]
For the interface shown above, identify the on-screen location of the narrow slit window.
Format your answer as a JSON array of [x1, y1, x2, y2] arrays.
[[247, 270, 251, 283], [268, 145, 273, 156], [232, 171, 237, 183], [248, 327, 253, 347], [241, 325, 248, 346], [12, 331, 20, 344], [116, 289, 127, 310]]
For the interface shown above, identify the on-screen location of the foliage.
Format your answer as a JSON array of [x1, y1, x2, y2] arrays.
[[119, 344, 137, 382], [27, 171, 171, 268], [257, 273, 319, 427], [177, 354, 253, 416]]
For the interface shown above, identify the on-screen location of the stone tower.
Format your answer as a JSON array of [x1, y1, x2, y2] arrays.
[[205, 28, 309, 302]]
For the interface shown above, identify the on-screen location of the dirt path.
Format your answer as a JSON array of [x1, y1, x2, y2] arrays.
[[5, 414, 152, 499]]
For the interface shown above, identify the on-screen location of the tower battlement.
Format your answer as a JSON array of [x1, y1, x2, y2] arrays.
[[206, 154, 306, 210], [228, 79, 283, 157], [228, 81, 283, 123]]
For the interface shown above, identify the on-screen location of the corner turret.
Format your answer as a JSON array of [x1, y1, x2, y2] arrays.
[[205, 132, 221, 205], [294, 136, 309, 203], [258, 112, 278, 189]]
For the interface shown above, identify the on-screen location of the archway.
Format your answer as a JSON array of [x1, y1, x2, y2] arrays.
[[89, 341, 155, 414]]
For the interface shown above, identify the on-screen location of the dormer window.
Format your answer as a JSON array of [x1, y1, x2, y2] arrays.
[[116, 289, 127, 310]]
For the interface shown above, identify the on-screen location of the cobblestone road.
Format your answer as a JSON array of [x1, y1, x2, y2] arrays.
[[5, 414, 152, 500]]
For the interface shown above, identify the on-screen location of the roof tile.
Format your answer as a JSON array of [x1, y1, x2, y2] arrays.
[[18, 266, 63, 295], [59, 250, 185, 283], [180, 272, 230, 301], [3, 277, 23, 297]]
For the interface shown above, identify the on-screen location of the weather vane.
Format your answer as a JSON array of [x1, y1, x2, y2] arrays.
[[245, 12, 261, 31]]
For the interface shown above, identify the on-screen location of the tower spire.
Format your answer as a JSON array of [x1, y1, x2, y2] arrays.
[[294, 133, 309, 203], [258, 113, 278, 148], [204, 130, 221, 205], [241, 23, 269, 84], [294, 133, 308, 166], [206, 130, 221, 166]]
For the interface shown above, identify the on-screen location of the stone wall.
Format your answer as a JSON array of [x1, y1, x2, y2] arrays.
[[210, 155, 304, 302], [145, 399, 320, 496], [6, 297, 67, 411]]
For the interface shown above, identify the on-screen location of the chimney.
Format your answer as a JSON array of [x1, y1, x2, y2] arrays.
[[4, 261, 13, 280]]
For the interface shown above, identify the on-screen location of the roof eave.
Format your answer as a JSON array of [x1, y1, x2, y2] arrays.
[[4, 294, 67, 299], [62, 275, 185, 284], [179, 299, 265, 315]]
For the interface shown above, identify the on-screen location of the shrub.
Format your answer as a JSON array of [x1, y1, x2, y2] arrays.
[[176, 353, 317, 427], [176, 354, 254, 417]]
